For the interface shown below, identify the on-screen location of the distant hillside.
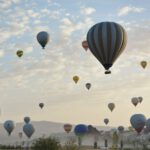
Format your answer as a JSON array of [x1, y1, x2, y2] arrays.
[[0, 121, 112, 145]]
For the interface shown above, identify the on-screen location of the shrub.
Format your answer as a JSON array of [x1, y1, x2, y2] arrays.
[[32, 137, 61, 150]]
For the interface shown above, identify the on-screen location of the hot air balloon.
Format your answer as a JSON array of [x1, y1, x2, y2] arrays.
[[87, 22, 127, 74], [82, 41, 89, 51], [37, 31, 49, 49], [24, 117, 30, 124], [4, 120, 15, 135], [145, 118, 150, 132], [138, 97, 143, 103], [118, 126, 124, 133], [141, 61, 147, 69], [23, 123, 35, 138], [16, 50, 23, 57], [130, 114, 146, 134], [131, 97, 139, 107], [64, 124, 72, 133], [73, 76, 79, 84], [86, 83, 91, 90], [18, 132, 23, 138], [74, 124, 88, 146], [39, 103, 44, 109], [108, 103, 115, 112], [74, 124, 88, 136], [104, 118, 109, 125]]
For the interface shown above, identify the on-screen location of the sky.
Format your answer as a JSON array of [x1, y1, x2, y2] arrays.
[[0, 0, 150, 127]]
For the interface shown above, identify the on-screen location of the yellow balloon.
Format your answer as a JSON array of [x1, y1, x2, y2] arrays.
[[73, 76, 79, 84], [141, 61, 147, 69]]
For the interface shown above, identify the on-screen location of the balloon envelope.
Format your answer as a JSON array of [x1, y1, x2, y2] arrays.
[[73, 76, 79, 84], [141, 61, 147, 69], [16, 50, 23, 57], [64, 124, 72, 133], [4, 120, 15, 135], [131, 97, 139, 107], [37, 31, 49, 49], [104, 118, 109, 125], [130, 114, 146, 133], [24, 117, 30, 124], [87, 22, 127, 74], [108, 103, 115, 112], [23, 123, 35, 138], [118, 126, 124, 133], [86, 83, 91, 90], [74, 124, 88, 136], [39, 103, 44, 109], [138, 97, 143, 103]]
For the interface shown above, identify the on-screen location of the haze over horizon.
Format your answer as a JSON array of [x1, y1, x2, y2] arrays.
[[0, 0, 150, 127]]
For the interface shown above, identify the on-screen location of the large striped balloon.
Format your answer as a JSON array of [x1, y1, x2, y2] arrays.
[[87, 22, 127, 74]]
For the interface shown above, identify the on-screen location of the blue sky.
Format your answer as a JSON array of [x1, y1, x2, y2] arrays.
[[0, 0, 150, 127]]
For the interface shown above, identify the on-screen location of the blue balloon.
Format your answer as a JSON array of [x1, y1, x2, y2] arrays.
[[74, 124, 88, 136], [130, 114, 146, 133]]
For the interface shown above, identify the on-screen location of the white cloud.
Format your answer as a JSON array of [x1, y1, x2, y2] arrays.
[[81, 7, 96, 15], [118, 6, 145, 16], [0, 50, 4, 57]]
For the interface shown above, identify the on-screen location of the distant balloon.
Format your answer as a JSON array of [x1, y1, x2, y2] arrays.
[[73, 76, 79, 84], [23, 123, 35, 138], [131, 97, 139, 107], [118, 126, 124, 133], [108, 103, 115, 112], [24, 117, 30, 124], [64, 124, 72, 133], [37, 31, 49, 49], [74, 124, 88, 136], [82, 41, 89, 51], [104, 118, 109, 125], [86, 83, 91, 90], [138, 97, 143, 103], [16, 50, 23, 57], [130, 114, 146, 134], [18, 132, 23, 138], [39, 103, 44, 109], [4, 120, 15, 135], [141, 61, 147, 69], [87, 22, 127, 74]]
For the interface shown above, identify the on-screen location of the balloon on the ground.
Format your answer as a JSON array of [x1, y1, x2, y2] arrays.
[[73, 76, 79, 84], [16, 50, 23, 57], [87, 22, 127, 74], [130, 114, 146, 133], [24, 117, 30, 124], [64, 123, 72, 133], [104, 118, 109, 125], [23, 123, 35, 138], [108, 103, 115, 112], [86, 83, 91, 90], [131, 97, 139, 107], [141, 61, 147, 69], [82, 41, 89, 51], [4, 120, 15, 135], [39, 103, 44, 109], [37, 31, 49, 49]]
